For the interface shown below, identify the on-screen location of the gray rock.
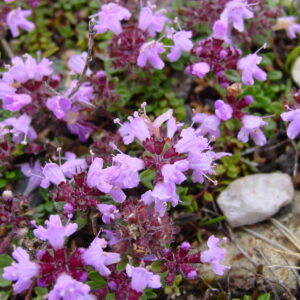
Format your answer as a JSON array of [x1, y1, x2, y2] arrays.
[[217, 173, 294, 227]]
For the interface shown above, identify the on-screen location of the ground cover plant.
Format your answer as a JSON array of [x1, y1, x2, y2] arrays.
[[0, 0, 300, 299]]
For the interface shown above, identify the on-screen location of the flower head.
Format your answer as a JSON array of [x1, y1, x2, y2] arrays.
[[237, 115, 267, 145], [201, 235, 228, 275], [82, 237, 120, 276], [167, 30, 193, 62], [46, 96, 72, 119], [220, 0, 254, 32], [187, 62, 210, 78], [138, 6, 170, 36], [126, 264, 161, 293], [6, 8, 35, 37], [41, 163, 66, 189], [281, 108, 300, 139], [273, 16, 300, 39], [237, 51, 266, 85], [33, 214, 78, 250], [138, 41, 165, 69], [215, 99, 233, 121], [193, 113, 221, 138], [97, 203, 120, 224], [21, 160, 43, 195], [48, 273, 94, 300], [3, 247, 39, 293], [2, 93, 31, 111], [94, 3, 131, 35]]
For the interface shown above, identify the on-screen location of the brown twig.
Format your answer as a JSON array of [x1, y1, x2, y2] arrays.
[[289, 139, 299, 177], [67, 19, 96, 98], [0, 37, 14, 59]]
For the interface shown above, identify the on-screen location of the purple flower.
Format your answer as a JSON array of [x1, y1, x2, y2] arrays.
[[68, 81, 94, 105], [21, 160, 43, 195], [201, 235, 228, 275], [60, 152, 87, 178], [237, 115, 267, 146], [138, 41, 165, 69], [1, 114, 37, 144], [237, 52, 266, 86], [41, 163, 66, 189], [3, 247, 39, 293], [33, 215, 78, 250], [142, 182, 179, 216], [212, 20, 230, 43], [162, 160, 189, 184], [117, 114, 151, 145], [126, 264, 161, 293], [215, 100, 233, 121], [187, 62, 210, 78], [47, 96, 72, 119], [281, 108, 300, 139], [193, 113, 221, 138], [138, 6, 170, 36], [274, 16, 300, 39], [167, 30, 193, 62], [6, 8, 35, 37], [174, 127, 210, 154], [48, 273, 94, 300], [2, 93, 31, 111], [82, 237, 120, 276], [97, 204, 120, 224], [220, 0, 254, 32], [94, 3, 131, 35], [67, 52, 92, 76], [8, 55, 53, 83], [188, 151, 229, 184]]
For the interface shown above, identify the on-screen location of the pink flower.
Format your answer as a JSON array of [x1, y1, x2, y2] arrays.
[[2, 93, 31, 111], [188, 62, 210, 78], [138, 41, 165, 69], [97, 204, 120, 224], [3, 247, 39, 293], [67, 52, 92, 76], [141, 182, 179, 216], [8, 55, 53, 83], [237, 115, 267, 145], [281, 108, 300, 139], [48, 273, 94, 300], [41, 163, 66, 189], [126, 264, 161, 293], [201, 235, 228, 275], [6, 8, 35, 37], [161, 160, 189, 184], [174, 127, 209, 154], [212, 20, 230, 43], [46, 96, 72, 119], [33, 214, 78, 250], [167, 30, 193, 62], [21, 160, 43, 195], [237, 52, 266, 85], [220, 0, 254, 32], [273, 16, 300, 39], [1, 114, 37, 144], [82, 237, 120, 276], [94, 3, 131, 35], [193, 113, 221, 138], [138, 6, 170, 36], [214, 100, 233, 121], [60, 152, 87, 178]]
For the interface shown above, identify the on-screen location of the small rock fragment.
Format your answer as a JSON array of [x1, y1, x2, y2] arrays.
[[217, 173, 294, 227]]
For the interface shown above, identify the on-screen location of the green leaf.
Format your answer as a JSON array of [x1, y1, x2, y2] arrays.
[[202, 216, 226, 225], [116, 260, 127, 272], [0, 291, 9, 300], [141, 288, 157, 299], [267, 70, 283, 81], [0, 179, 7, 189], [0, 254, 13, 268], [257, 293, 271, 300], [151, 260, 164, 273], [285, 46, 300, 71], [87, 271, 107, 290], [203, 192, 213, 202], [140, 169, 156, 189], [0, 270, 11, 287]]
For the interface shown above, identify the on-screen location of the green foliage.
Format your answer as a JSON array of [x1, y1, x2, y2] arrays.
[[164, 274, 182, 297], [32, 287, 48, 300], [141, 288, 158, 300], [177, 186, 198, 212], [232, 293, 271, 300], [87, 271, 107, 290], [0, 254, 13, 288], [140, 169, 156, 189]]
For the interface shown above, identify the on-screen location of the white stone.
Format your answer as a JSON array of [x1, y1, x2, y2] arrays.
[[292, 56, 300, 87], [217, 173, 294, 227]]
